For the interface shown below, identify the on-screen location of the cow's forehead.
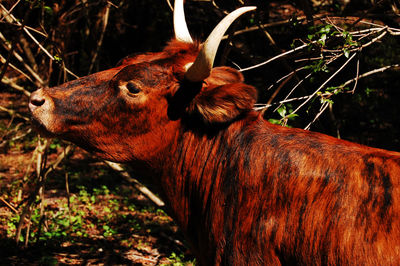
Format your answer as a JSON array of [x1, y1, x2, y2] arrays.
[[112, 61, 172, 86]]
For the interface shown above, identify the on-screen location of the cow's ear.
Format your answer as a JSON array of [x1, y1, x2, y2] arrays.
[[187, 82, 257, 124], [205, 66, 244, 85]]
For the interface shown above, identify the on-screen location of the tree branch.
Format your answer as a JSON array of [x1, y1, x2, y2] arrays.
[[104, 161, 165, 207]]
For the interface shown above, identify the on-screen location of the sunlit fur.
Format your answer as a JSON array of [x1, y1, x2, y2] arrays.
[[30, 39, 400, 265]]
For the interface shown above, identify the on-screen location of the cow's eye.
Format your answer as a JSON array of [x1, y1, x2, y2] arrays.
[[126, 82, 141, 94]]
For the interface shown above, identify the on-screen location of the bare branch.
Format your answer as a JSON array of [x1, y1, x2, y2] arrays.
[[0, 197, 19, 214], [222, 13, 329, 40], [104, 161, 165, 207], [239, 43, 309, 72], [165, 0, 173, 11], [1, 76, 31, 96], [351, 54, 360, 94], [255, 62, 400, 112], [7, 0, 21, 14], [304, 101, 331, 130], [88, 3, 111, 74], [0, 3, 79, 79], [254, 94, 314, 111], [342, 64, 400, 88], [0, 53, 34, 82], [0, 32, 44, 85], [290, 52, 357, 116], [273, 72, 313, 112], [43, 145, 73, 178], [359, 28, 388, 50]]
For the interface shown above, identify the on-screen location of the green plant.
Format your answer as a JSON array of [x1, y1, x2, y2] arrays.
[[268, 105, 298, 127], [161, 252, 196, 266]]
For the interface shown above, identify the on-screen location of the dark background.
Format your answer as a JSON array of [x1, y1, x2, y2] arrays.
[[3, 0, 399, 149]]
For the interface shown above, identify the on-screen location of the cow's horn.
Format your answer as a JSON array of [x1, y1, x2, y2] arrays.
[[185, 6, 256, 82], [174, 0, 193, 43]]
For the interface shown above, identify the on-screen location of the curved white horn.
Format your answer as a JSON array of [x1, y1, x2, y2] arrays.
[[185, 6, 256, 82], [174, 0, 193, 43]]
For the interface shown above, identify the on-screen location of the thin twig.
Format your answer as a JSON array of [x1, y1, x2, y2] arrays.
[[0, 21, 48, 37], [23, 137, 42, 182], [290, 52, 357, 116], [273, 72, 313, 112], [0, 3, 79, 79], [15, 142, 72, 245], [165, 0, 173, 11], [266, 74, 293, 107], [222, 13, 329, 40], [15, 138, 47, 244], [1, 76, 31, 97], [239, 43, 309, 72], [8, 0, 21, 14], [0, 4, 52, 59], [341, 64, 400, 88], [9, 128, 32, 142], [43, 145, 73, 178], [65, 172, 72, 228], [104, 161, 165, 207], [0, 36, 15, 82], [24, 210, 32, 247], [351, 54, 360, 94], [20, 36, 40, 73], [0, 32, 44, 85], [266, 66, 307, 91], [264, 52, 342, 113], [254, 94, 314, 111], [15, 204, 32, 244], [304, 101, 331, 130], [0, 197, 19, 213], [0, 105, 30, 121], [255, 64, 400, 112], [36, 138, 48, 243], [321, 16, 400, 35], [88, 3, 111, 74], [0, 53, 34, 82]]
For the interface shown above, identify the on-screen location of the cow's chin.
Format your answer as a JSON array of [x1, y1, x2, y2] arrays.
[[30, 117, 60, 138]]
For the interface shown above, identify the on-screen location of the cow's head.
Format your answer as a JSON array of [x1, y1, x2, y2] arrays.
[[29, 1, 257, 162]]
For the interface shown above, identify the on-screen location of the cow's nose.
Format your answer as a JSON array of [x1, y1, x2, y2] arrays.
[[29, 89, 46, 112]]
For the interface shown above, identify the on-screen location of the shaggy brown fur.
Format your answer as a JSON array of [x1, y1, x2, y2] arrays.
[[30, 39, 400, 265]]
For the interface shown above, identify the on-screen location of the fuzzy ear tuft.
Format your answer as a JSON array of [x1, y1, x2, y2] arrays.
[[187, 82, 257, 124], [206, 66, 244, 85]]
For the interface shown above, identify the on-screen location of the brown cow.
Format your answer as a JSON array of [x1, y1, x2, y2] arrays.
[[29, 0, 400, 265]]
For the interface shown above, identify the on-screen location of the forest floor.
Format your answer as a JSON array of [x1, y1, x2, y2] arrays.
[[0, 90, 195, 265]]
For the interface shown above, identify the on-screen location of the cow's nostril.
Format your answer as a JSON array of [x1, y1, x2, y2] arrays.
[[29, 90, 47, 112], [30, 98, 45, 107]]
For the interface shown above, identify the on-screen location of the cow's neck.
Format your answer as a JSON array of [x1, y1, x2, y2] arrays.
[[155, 112, 263, 262]]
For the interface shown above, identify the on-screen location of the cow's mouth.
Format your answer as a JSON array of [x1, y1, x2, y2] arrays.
[[30, 116, 57, 138]]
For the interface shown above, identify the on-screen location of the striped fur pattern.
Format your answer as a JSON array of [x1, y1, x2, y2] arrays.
[[29, 40, 400, 265]]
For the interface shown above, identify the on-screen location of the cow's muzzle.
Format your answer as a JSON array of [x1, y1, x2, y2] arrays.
[[29, 88, 47, 113], [29, 88, 59, 137]]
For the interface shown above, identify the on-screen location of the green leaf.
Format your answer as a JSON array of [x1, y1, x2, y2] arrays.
[[318, 34, 327, 46], [286, 113, 298, 120], [343, 49, 350, 58], [54, 55, 62, 62], [43, 6, 53, 16], [277, 106, 286, 117], [268, 118, 282, 125]]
